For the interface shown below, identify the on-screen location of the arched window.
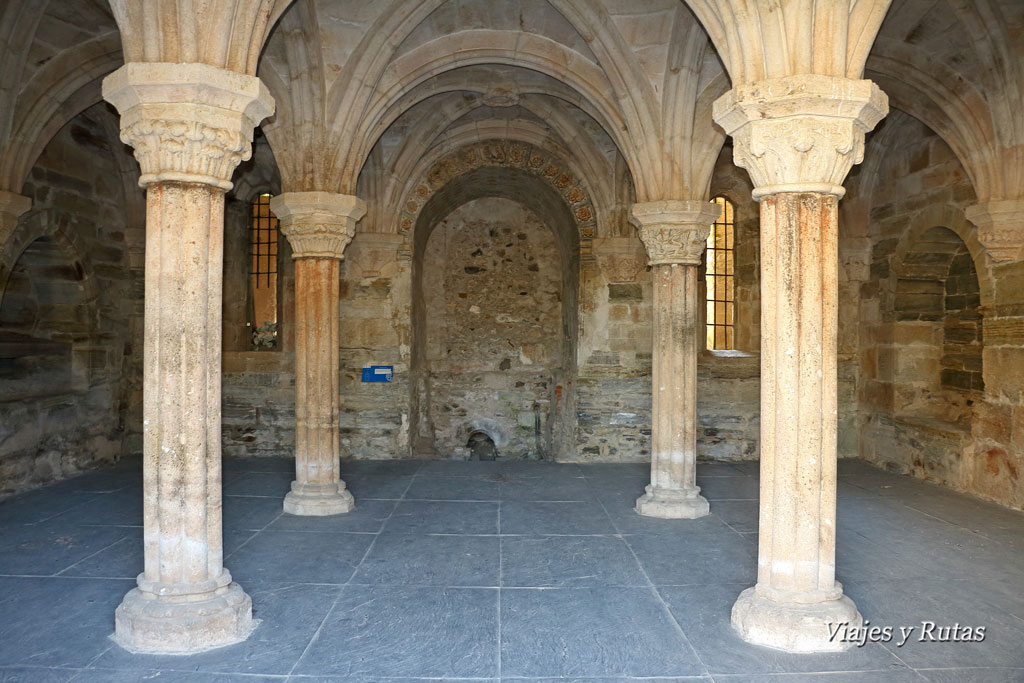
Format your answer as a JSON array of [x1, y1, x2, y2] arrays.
[[705, 195, 734, 350], [250, 193, 279, 349]]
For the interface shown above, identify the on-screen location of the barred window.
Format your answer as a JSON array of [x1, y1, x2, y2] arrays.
[[250, 193, 279, 349], [705, 196, 734, 350]]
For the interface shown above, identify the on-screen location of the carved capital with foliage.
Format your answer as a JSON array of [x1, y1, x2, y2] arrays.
[[103, 62, 275, 191], [631, 200, 721, 266], [713, 75, 887, 199], [270, 192, 367, 260], [966, 199, 1024, 262]]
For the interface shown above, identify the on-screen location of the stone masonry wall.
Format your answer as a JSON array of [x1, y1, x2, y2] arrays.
[[0, 103, 143, 495], [855, 113, 1024, 509], [422, 198, 564, 459]]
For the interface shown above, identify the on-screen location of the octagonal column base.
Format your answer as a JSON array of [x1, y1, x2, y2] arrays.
[[113, 580, 256, 654], [635, 484, 709, 519], [731, 585, 862, 652], [283, 481, 355, 516]]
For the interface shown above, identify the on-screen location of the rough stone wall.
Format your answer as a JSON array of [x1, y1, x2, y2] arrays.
[[855, 113, 1024, 509], [422, 198, 564, 459], [0, 103, 142, 495]]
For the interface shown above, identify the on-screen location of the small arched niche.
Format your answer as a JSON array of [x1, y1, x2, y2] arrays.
[[892, 225, 983, 423], [410, 165, 580, 460], [0, 234, 94, 400]]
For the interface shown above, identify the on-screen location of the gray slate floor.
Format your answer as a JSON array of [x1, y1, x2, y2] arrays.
[[1, 456, 1022, 682]]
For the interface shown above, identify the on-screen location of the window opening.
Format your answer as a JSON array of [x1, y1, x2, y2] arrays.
[[250, 193, 279, 348], [706, 196, 735, 350]]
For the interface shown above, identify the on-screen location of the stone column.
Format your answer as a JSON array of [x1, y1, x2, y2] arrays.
[[632, 201, 721, 519], [102, 62, 274, 654], [713, 75, 887, 652], [269, 192, 366, 515]]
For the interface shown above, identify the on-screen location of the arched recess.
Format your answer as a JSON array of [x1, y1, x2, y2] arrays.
[[888, 222, 987, 424], [410, 165, 581, 460], [0, 219, 98, 401]]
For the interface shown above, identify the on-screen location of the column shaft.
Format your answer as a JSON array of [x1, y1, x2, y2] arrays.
[[284, 257, 353, 514], [757, 193, 839, 596], [636, 263, 707, 517], [115, 182, 255, 653], [730, 192, 858, 652]]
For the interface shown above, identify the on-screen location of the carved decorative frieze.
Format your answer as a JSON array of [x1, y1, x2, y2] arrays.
[[965, 200, 1024, 262], [102, 62, 275, 191], [270, 192, 367, 260], [343, 232, 406, 277], [592, 237, 648, 282], [631, 200, 721, 266], [713, 75, 887, 199]]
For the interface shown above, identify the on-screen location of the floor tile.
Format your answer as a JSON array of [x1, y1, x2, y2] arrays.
[[265, 499, 397, 534], [342, 474, 414, 500], [843, 578, 1024, 670], [916, 668, 1024, 683], [223, 471, 293, 498], [658, 583, 910, 675], [223, 495, 284, 530], [695, 476, 760, 501], [338, 459, 423, 476], [710, 671, 922, 682], [501, 477, 595, 502], [351, 533, 499, 586], [710, 499, 760, 533], [61, 533, 140, 579], [501, 535, 648, 587], [499, 500, 615, 535], [46, 490, 143, 527], [500, 586, 705, 677], [384, 500, 499, 535], [293, 585, 498, 678], [0, 667, 82, 682], [405, 475, 501, 501], [625, 532, 757, 585], [0, 522, 131, 576], [227, 530, 374, 586], [0, 577, 134, 668]]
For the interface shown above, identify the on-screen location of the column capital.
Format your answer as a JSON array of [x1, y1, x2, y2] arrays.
[[102, 62, 274, 191], [270, 191, 366, 259], [713, 75, 887, 199], [965, 199, 1024, 262], [630, 200, 721, 266], [0, 190, 31, 250]]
